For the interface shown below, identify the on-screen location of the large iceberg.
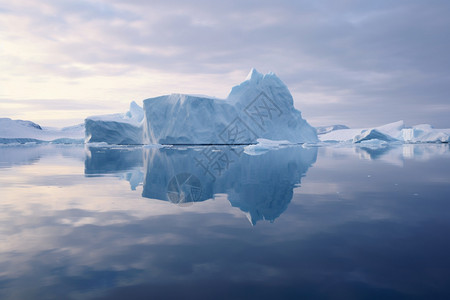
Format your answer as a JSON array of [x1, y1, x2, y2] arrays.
[[319, 120, 450, 143], [85, 101, 144, 145], [142, 69, 318, 145]]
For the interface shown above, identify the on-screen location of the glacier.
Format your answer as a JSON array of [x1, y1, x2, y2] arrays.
[[142, 69, 318, 145]]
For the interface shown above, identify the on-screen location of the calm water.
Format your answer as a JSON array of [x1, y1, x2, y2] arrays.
[[0, 143, 450, 299]]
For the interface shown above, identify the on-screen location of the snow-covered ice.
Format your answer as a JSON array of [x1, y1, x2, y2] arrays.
[[0, 118, 84, 144], [142, 69, 318, 145]]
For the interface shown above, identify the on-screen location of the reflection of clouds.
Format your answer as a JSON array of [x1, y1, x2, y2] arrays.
[[4, 208, 448, 299], [1, 146, 450, 299], [0, 144, 85, 168]]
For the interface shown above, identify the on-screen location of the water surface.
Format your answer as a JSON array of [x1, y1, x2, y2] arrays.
[[0, 143, 449, 299]]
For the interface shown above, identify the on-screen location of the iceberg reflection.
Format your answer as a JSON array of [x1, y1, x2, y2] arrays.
[[143, 146, 317, 224], [83, 143, 450, 224], [85, 145, 318, 224], [353, 143, 450, 166]]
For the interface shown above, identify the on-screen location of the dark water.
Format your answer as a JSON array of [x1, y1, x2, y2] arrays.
[[0, 143, 450, 299]]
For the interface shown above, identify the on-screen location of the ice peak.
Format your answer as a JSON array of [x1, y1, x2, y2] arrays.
[[245, 68, 264, 82], [129, 100, 140, 111], [126, 101, 144, 122]]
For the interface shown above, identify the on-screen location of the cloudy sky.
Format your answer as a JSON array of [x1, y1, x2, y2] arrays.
[[1, 0, 449, 128]]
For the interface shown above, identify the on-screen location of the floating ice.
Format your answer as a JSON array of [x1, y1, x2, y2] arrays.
[[244, 138, 293, 155]]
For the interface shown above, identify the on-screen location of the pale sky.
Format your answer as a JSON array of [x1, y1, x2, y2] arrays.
[[1, 0, 449, 128]]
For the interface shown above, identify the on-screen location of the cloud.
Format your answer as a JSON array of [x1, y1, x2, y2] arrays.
[[1, 0, 449, 127]]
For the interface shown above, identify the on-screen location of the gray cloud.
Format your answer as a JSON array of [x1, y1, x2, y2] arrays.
[[1, 0, 449, 127]]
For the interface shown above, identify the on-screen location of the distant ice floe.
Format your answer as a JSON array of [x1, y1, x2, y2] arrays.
[[319, 121, 449, 144]]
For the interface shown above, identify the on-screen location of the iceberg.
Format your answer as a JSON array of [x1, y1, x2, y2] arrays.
[[402, 124, 450, 143], [0, 118, 84, 144], [319, 120, 450, 144], [142, 69, 318, 145], [85, 101, 144, 145], [353, 121, 405, 143]]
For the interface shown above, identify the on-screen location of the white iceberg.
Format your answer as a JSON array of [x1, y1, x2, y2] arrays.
[[401, 124, 450, 143], [353, 121, 405, 143], [0, 118, 84, 144], [142, 69, 318, 145], [85, 101, 144, 145], [319, 120, 449, 144]]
